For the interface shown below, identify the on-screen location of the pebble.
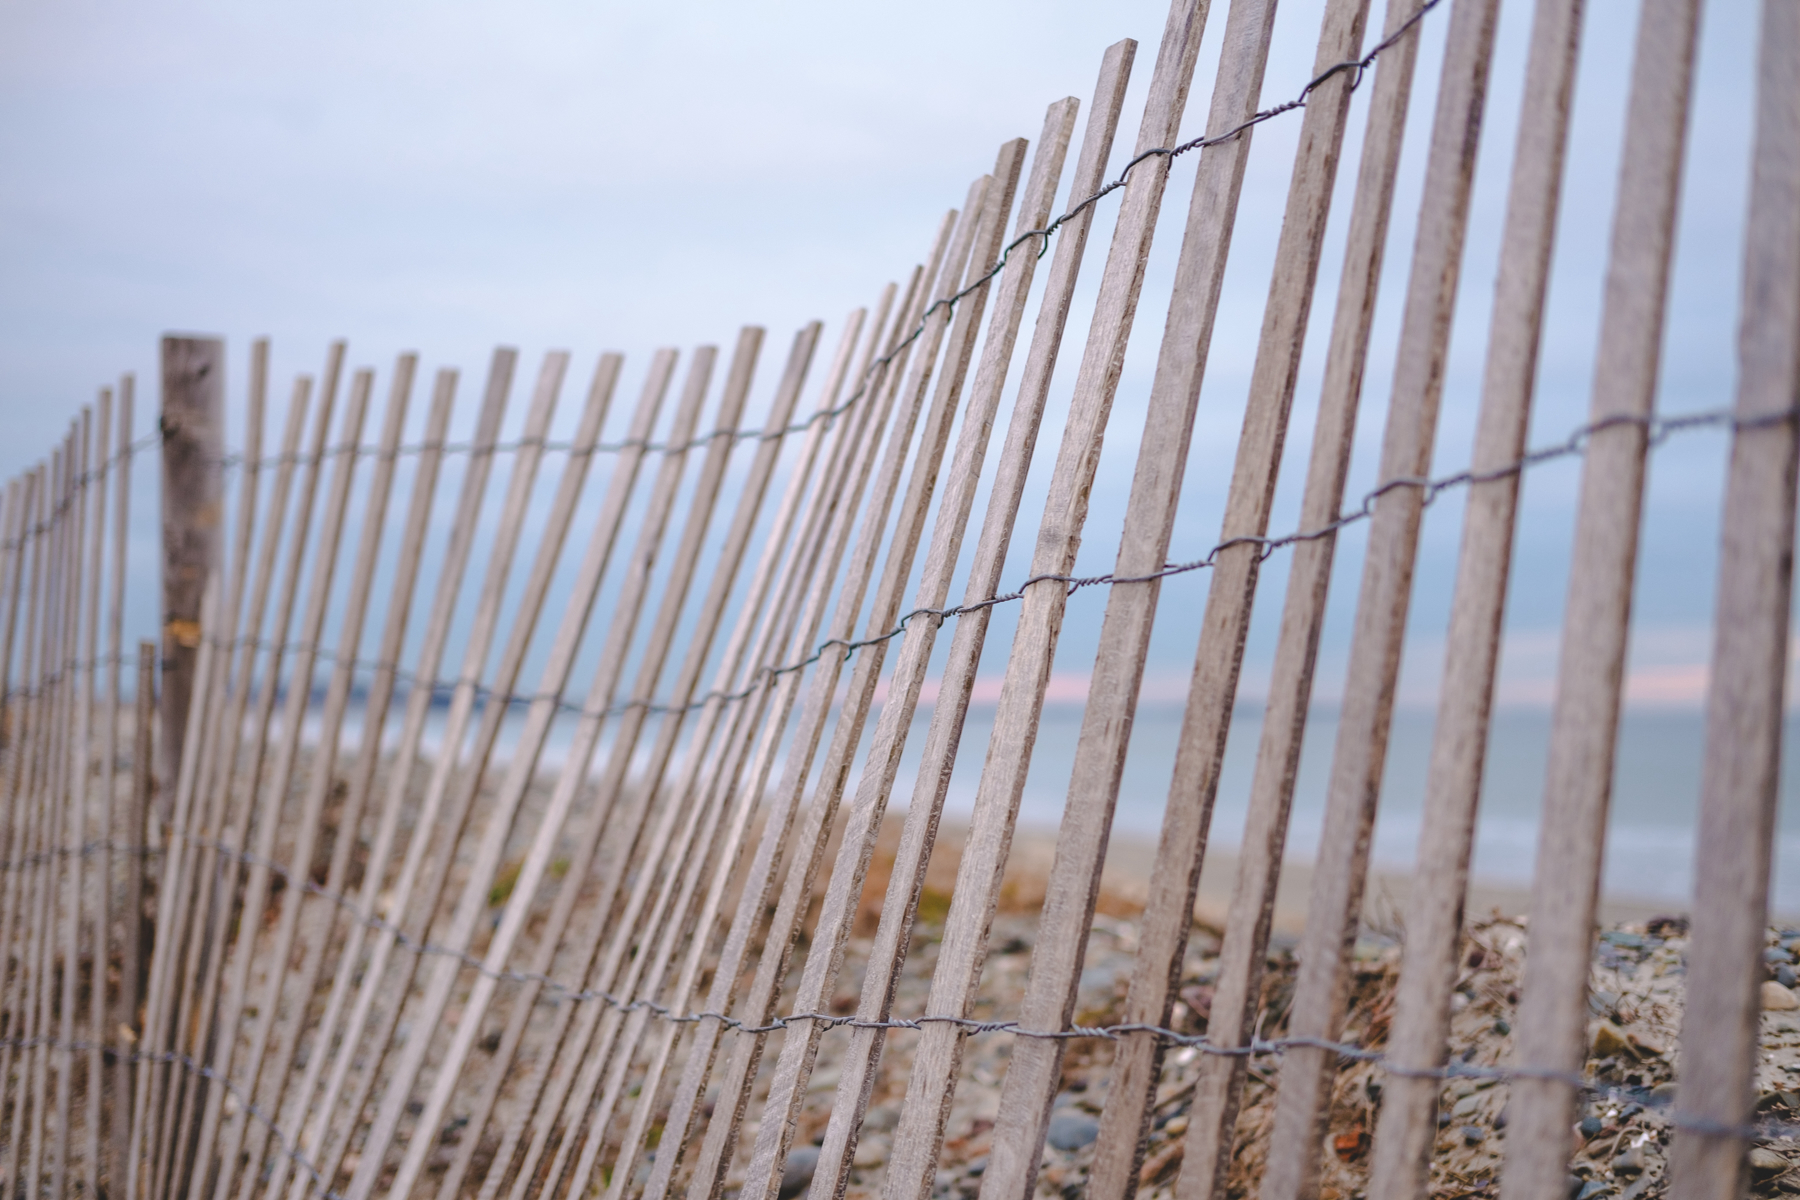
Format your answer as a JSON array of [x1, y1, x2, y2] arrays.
[[1749, 1146, 1790, 1176], [1611, 1145, 1645, 1175], [1460, 1125, 1484, 1145], [1781, 963, 1799, 989], [1046, 1113, 1100, 1151], [1591, 1021, 1631, 1058], [1764, 981, 1800, 1011], [781, 1147, 821, 1200]]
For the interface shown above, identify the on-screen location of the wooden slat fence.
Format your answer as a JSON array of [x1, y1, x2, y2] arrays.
[[2, 0, 1798, 1196]]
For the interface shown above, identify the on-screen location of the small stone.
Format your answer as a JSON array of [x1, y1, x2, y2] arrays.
[[1592, 1021, 1631, 1058], [1461, 1125, 1485, 1145], [1611, 1145, 1645, 1175], [1494, 1019, 1512, 1036], [1781, 964, 1798, 989], [1046, 1112, 1100, 1151], [1164, 1115, 1188, 1136], [1452, 1094, 1483, 1119], [1766, 946, 1793, 964], [1750, 1147, 1791, 1177], [1576, 1180, 1614, 1200], [1649, 1082, 1678, 1107], [1579, 1116, 1605, 1139], [1764, 981, 1800, 1011], [781, 1147, 821, 1200], [1495, 1102, 1509, 1131]]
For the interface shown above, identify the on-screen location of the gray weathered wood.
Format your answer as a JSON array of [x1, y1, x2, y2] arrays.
[[279, 353, 513, 1197], [1497, 6, 1704, 1199], [157, 336, 225, 787], [881, 2, 1211, 1194], [1364, 0, 1588, 1194], [1258, 1, 1501, 1195], [1663, 1, 1796, 1195], [1167, 1, 1428, 1191]]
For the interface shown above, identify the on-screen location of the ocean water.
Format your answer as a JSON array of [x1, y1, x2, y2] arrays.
[[885, 703, 1800, 914], [353, 698, 1800, 914]]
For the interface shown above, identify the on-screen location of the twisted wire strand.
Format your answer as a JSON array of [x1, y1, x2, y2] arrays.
[[0, 0, 1453, 559], [0, 1034, 345, 1200], [0, 399, 1779, 722]]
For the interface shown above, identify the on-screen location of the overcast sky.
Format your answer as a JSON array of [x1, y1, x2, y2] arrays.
[[0, 0, 1774, 714]]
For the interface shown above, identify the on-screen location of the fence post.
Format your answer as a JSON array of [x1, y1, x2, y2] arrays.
[[158, 335, 224, 792]]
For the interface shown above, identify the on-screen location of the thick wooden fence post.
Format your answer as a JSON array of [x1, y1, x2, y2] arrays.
[[157, 335, 224, 793]]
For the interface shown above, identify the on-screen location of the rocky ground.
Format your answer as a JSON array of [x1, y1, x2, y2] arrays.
[[734, 909, 1800, 1200]]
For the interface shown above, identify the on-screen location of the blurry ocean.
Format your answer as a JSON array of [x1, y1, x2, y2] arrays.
[[361, 699, 1800, 915]]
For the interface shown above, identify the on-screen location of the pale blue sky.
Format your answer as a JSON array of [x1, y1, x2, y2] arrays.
[[0, 0, 1770, 709]]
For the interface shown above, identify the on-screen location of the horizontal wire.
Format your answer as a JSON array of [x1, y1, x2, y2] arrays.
[[0, 0, 1450, 560], [1, 398, 1776, 725], [0, 1034, 345, 1200]]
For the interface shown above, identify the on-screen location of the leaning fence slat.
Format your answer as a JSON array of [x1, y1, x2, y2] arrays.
[[809, 47, 1132, 1200], [880, 0, 1211, 1193], [667, 153, 1019, 1200], [506, 258, 931, 1200], [217, 357, 416, 1198], [571, 186, 994, 1200], [106, 378, 139, 1191], [469, 299, 882, 1200], [1499, 6, 1707, 1198], [313, 350, 577, 1197], [430, 323, 781, 1200], [52, 409, 94, 1198], [82, 389, 113, 1189], [127, 577, 220, 1200], [1164, 1, 1428, 1191], [0, 470, 35, 1178], [252, 365, 454, 1200], [1375, 3, 1687, 1198], [191, 366, 371, 1200], [1662, 1, 1798, 1194], [381, 343, 710, 1199], [280, 353, 511, 1198], [1258, 2, 1501, 1196], [27, 438, 75, 1197], [2, 467, 45, 1193], [715, 138, 1036, 1200], [153, 346, 340, 1200], [1085, 0, 1390, 1193]]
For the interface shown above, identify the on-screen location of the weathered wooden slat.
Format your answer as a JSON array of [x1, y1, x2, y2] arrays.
[[381, 342, 717, 1200], [553, 195, 985, 1199], [106, 377, 140, 1193], [665, 146, 1024, 1200], [28, 437, 76, 1196], [1660, 2, 1795, 1196], [192, 366, 372, 1200], [1, 467, 47, 1193], [153, 344, 340, 1200], [1498, 5, 1705, 1198], [1374, 1, 1686, 1196], [808, 48, 1134, 1200], [127, 576, 220, 1200], [279, 353, 513, 1197], [51, 408, 94, 1198], [82, 388, 113, 1190], [1258, 0, 1501, 1194], [430, 322, 792, 1200], [1163, 0, 1428, 1191], [468, 298, 887, 1200], [879, 0, 1211, 1193], [311, 350, 585, 1196], [214, 357, 415, 1198], [255, 365, 456, 1200], [494, 228, 944, 1200]]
